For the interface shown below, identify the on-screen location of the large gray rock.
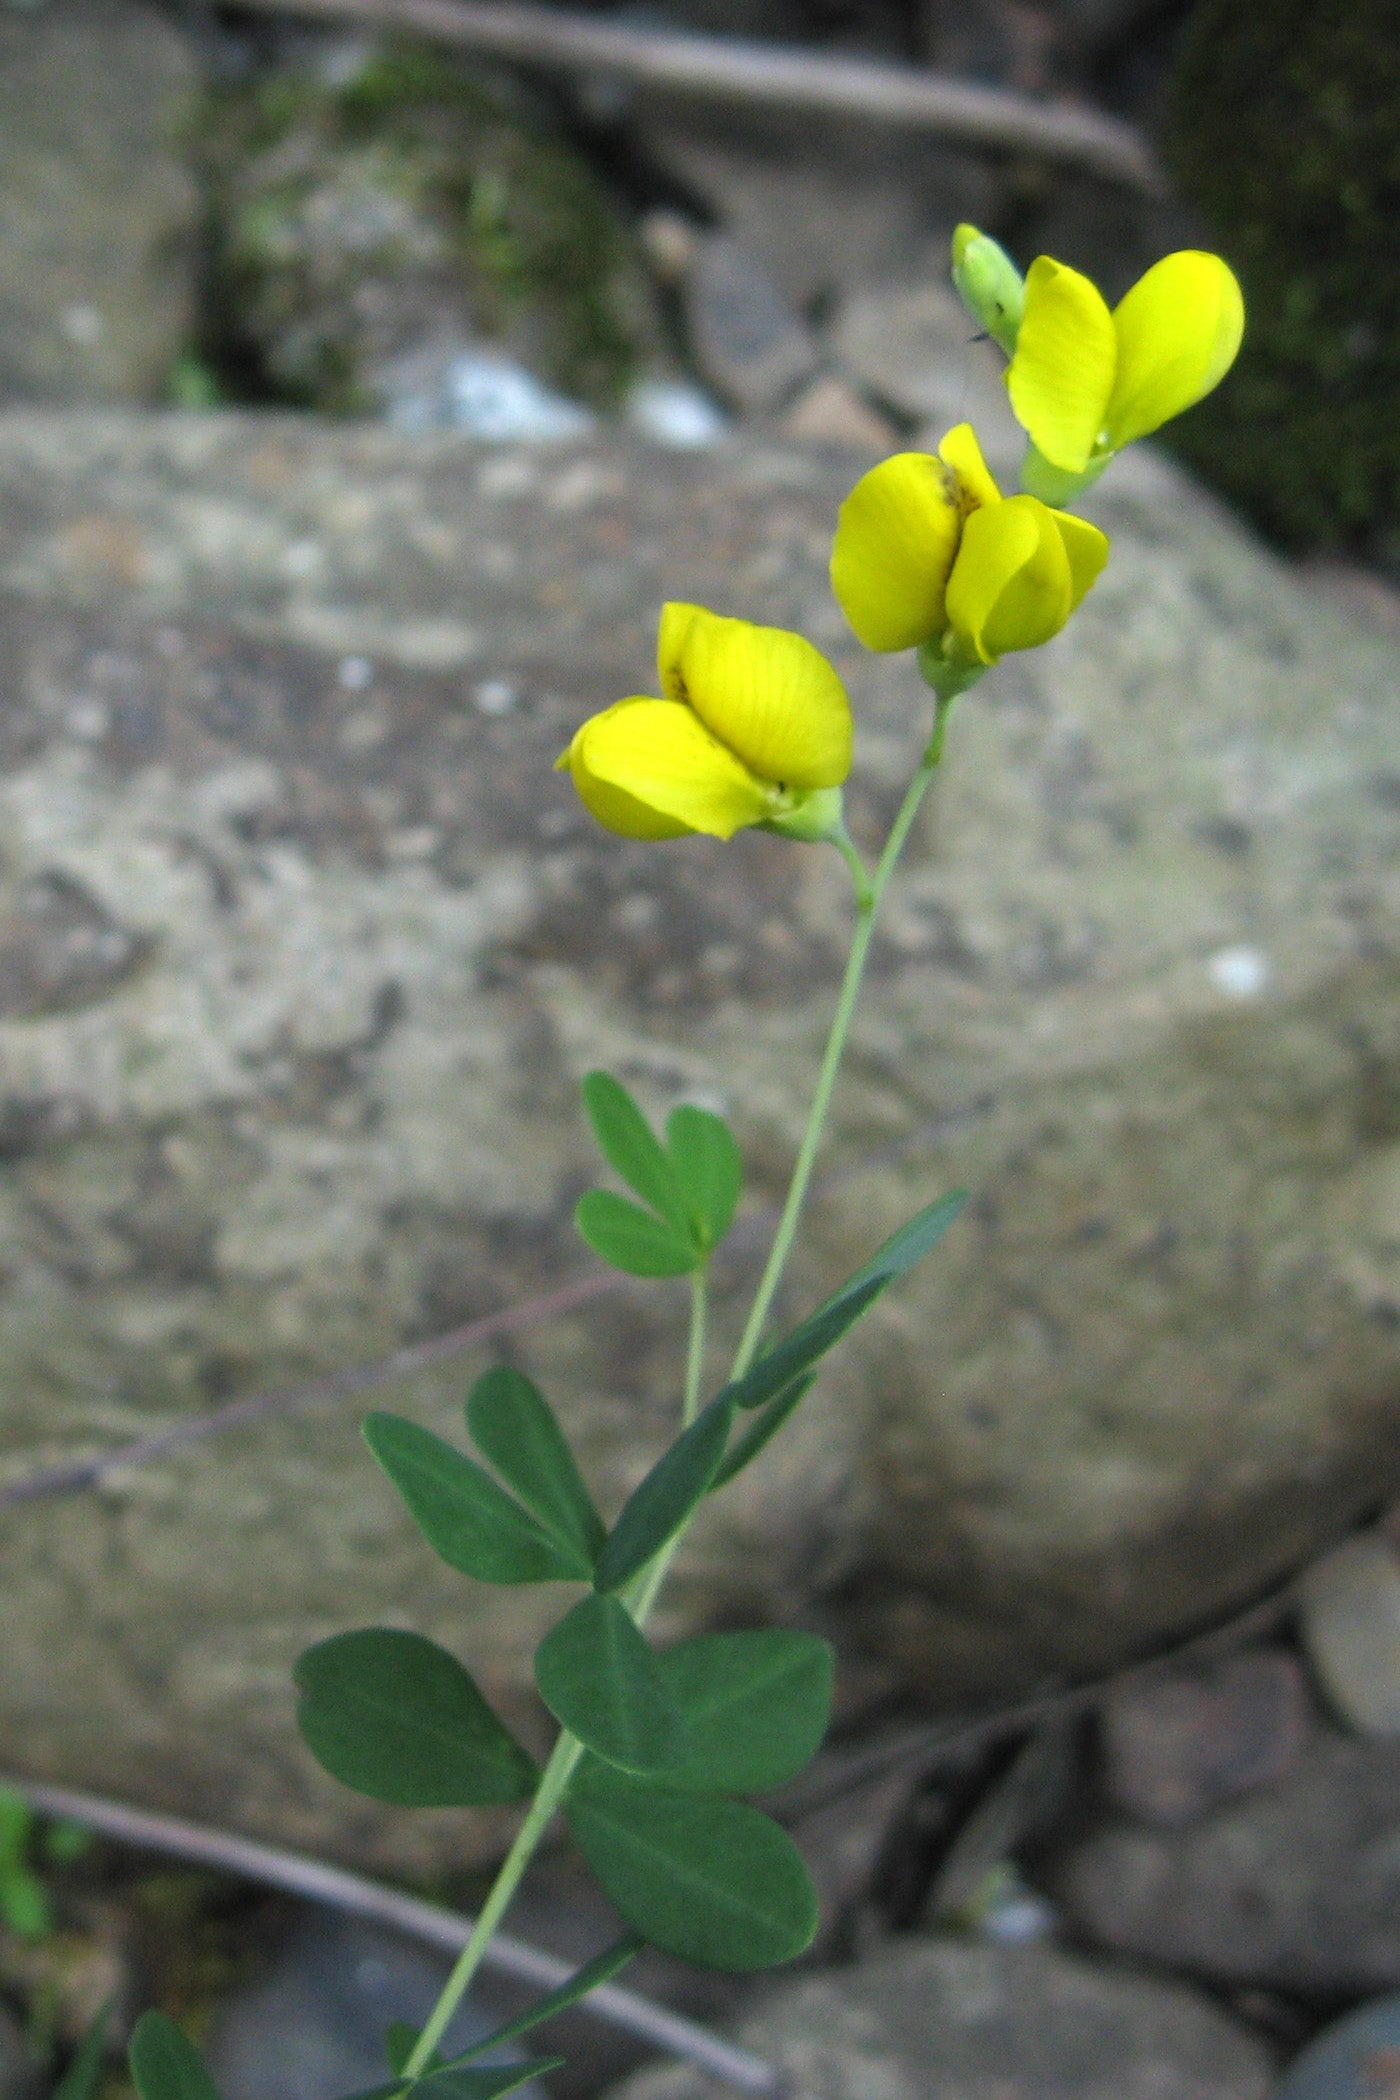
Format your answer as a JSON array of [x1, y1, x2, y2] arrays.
[[0, 0, 201, 405], [601, 1938, 1274, 2100], [0, 410, 1398, 1870]]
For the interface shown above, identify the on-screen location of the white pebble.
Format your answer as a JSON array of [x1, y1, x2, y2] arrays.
[[1207, 945, 1271, 999]]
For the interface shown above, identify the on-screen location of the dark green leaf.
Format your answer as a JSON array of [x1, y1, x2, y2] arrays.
[[575, 1191, 697, 1277], [723, 1191, 967, 1414], [295, 1629, 536, 1806], [535, 1594, 685, 1774], [567, 1768, 818, 1970], [656, 1630, 833, 1793], [129, 2016, 223, 2100], [581, 1071, 690, 1234], [441, 1937, 642, 2064], [593, 1395, 734, 1593], [416, 2064, 562, 2100], [364, 1413, 592, 1583], [722, 1274, 886, 1413], [383, 2024, 424, 2077], [466, 1368, 605, 1566], [666, 1106, 742, 1250], [838, 1189, 968, 1295], [54, 1999, 110, 2100], [710, 1374, 814, 1491], [0, 1870, 50, 1940]]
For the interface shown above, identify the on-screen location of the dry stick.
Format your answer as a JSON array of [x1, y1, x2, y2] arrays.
[[225, 0, 1160, 191], [3, 1776, 789, 2099]]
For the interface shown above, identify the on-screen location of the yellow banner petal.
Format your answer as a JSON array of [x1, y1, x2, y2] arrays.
[[1006, 257, 1117, 476], [1050, 509, 1110, 611], [657, 601, 702, 702], [829, 451, 964, 654], [938, 421, 1002, 513], [945, 496, 1072, 664], [1105, 251, 1244, 451], [565, 697, 769, 840], [666, 607, 853, 789]]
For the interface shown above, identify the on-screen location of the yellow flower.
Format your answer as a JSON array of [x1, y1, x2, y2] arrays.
[[829, 421, 1106, 663], [1007, 250, 1244, 480], [558, 604, 852, 842]]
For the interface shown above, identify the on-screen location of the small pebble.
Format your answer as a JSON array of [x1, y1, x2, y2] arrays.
[[1300, 1533, 1400, 1736]]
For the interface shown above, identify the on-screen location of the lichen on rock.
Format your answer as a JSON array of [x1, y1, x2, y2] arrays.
[[205, 40, 660, 417]]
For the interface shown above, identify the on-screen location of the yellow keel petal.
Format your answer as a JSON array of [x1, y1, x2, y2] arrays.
[[565, 698, 770, 840], [946, 496, 1072, 663]]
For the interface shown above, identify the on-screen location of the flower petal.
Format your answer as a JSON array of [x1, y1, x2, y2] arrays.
[[1006, 257, 1117, 476], [830, 452, 964, 653], [938, 421, 1002, 513], [662, 605, 852, 789], [1050, 508, 1110, 611], [945, 495, 1072, 663], [1105, 250, 1244, 451], [563, 698, 769, 840]]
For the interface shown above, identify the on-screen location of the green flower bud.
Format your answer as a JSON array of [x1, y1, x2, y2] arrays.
[[951, 224, 1025, 358]]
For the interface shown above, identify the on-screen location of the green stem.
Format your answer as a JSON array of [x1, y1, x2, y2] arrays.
[[730, 750, 942, 1380], [682, 1266, 709, 1430], [403, 1727, 585, 2077]]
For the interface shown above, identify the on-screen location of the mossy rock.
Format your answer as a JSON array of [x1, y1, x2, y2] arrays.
[[1164, 0, 1400, 558], [204, 42, 656, 414]]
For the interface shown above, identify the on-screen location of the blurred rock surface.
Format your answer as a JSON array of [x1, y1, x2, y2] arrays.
[[0, 0, 201, 406], [600, 1938, 1274, 2100], [0, 415, 1399, 1868]]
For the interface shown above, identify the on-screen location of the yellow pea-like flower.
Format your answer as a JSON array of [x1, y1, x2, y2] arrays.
[[830, 421, 1107, 665], [829, 423, 1000, 653], [1007, 249, 1244, 479], [558, 604, 852, 843]]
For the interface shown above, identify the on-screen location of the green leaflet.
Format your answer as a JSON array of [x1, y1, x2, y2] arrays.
[[465, 1368, 605, 1567], [129, 2017, 223, 2100], [535, 1594, 686, 1774], [575, 1190, 697, 1277], [665, 1104, 742, 1250], [365, 1413, 593, 1583], [655, 1629, 833, 1793], [593, 1394, 734, 1593], [566, 1767, 818, 1970], [295, 1629, 536, 1806]]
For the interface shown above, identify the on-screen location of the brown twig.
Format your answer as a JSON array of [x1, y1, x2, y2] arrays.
[[225, 0, 1161, 190], [1, 1775, 790, 2098], [0, 1272, 621, 1513]]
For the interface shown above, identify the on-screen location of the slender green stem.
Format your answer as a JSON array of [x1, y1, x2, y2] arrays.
[[403, 1727, 586, 2077], [682, 1266, 709, 1429], [729, 751, 942, 1380]]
